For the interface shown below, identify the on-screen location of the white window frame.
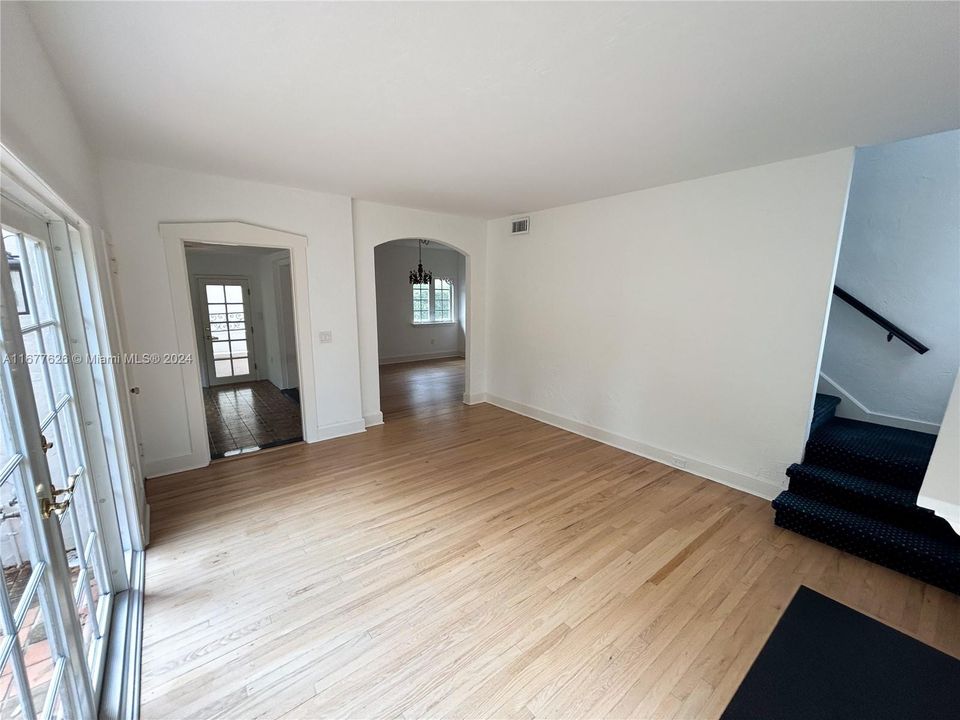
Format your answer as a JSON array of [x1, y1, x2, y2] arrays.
[[411, 277, 456, 326], [2, 143, 147, 720]]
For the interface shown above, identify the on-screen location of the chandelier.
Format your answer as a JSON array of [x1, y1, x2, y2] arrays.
[[408, 239, 433, 285]]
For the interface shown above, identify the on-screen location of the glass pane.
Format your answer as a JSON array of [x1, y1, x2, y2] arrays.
[[227, 322, 244, 331], [232, 358, 249, 376], [1, 471, 31, 613], [3, 233, 33, 325], [209, 322, 227, 334], [22, 239, 56, 327], [229, 340, 247, 357], [77, 590, 96, 668], [228, 329, 246, 340], [47, 681, 67, 720], [224, 285, 243, 303], [19, 332, 51, 422], [41, 327, 69, 407], [211, 342, 230, 360], [214, 360, 233, 378], [59, 480, 106, 670], [13, 590, 55, 714], [207, 308, 226, 323], [205, 285, 225, 304], [40, 431, 67, 499], [226, 305, 244, 322], [0, 660, 25, 720]]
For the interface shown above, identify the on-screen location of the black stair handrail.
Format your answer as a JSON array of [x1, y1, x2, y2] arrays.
[[833, 285, 929, 355]]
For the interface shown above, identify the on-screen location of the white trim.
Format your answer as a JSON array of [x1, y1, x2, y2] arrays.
[[159, 221, 320, 472], [483, 394, 783, 501], [144, 419, 367, 477], [818, 372, 941, 434], [316, 418, 366, 442], [378, 352, 464, 366], [143, 453, 206, 479], [463, 392, 488, 405], [364, 412, 384, 427]]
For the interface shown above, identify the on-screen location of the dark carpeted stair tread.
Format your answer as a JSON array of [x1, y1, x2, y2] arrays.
[[804, 418, 937, 490], [785, 463, 959, 543], [772, 491, 960, 595], [811, 393, 841, 434]]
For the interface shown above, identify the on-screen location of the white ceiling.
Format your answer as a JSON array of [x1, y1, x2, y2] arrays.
[[26, 2, 960, 219]]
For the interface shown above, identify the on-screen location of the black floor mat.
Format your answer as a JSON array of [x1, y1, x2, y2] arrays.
[[722, 586, 960, 720]]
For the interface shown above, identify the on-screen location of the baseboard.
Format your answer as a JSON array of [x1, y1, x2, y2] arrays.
[[818, 373, 941, 434], [313, 418, 366, 442], [379, 352, 464, 366], [145, 419, 366, 476], [364, 412, 384, 427], [144, 453, 207, 478], [483, 394, 783, 501], [463, 392, 488, 405]]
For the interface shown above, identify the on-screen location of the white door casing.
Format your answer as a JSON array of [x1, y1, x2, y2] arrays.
[[159, 221, 320, 472]]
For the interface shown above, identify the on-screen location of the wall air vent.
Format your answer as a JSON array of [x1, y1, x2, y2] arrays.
[[511, 217, 530, 235]]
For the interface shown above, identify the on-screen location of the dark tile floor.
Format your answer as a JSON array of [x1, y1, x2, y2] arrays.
[[203, 381, 303, 459]]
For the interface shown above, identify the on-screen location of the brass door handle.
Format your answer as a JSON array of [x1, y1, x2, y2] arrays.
[[40, 434, 54, 454], [41, 473, 77, 519]]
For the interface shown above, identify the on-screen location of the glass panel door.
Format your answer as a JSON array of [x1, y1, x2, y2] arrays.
[[1, 227, 112, 718], [199, 279, 255, 385]]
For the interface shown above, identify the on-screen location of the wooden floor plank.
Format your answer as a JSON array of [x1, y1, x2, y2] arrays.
[[142, 358, 960, 719]]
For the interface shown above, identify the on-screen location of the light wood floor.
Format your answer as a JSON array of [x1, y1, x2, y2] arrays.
[[142, 360, 960, 719]]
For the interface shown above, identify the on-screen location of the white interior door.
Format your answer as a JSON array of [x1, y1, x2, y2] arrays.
[[199, 278, 255, 386], [1, 229, 116, 718]]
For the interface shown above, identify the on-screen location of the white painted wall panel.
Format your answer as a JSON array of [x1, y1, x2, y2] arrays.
[[485, 149, 855, 497]]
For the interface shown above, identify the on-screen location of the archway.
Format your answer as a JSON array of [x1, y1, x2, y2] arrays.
[[373, 238, 469, 418]]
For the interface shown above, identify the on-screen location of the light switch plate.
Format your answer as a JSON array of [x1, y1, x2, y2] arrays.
[[319, 330, 333, 344]]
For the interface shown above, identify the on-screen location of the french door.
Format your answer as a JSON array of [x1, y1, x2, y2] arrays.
[[1, 228, 114, 718], [198, 277, 255, 386]]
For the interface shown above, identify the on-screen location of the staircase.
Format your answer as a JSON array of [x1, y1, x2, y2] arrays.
[[773, 394, 960, 594]]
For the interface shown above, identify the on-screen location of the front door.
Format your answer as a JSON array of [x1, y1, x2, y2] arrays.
[[1, 228, 116, 718], [198, 278, 255, 386]]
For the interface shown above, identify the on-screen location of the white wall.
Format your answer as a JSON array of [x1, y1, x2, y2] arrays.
[[375, 242, 466, 363], [99, 159, 363, 476], [484, 149, 855, 499], [0, 2, 104, 227], [820, 130, 960, 427], [919, 373, 960, 533], [353, 200, 487, 426]]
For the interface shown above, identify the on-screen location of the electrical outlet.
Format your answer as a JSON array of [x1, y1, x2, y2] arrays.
[[671, 456, 688, 469], [319, 330, 333, 344]]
